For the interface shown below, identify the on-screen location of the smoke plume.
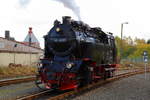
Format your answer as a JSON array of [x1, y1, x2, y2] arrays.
[[53, 0, 81, 20], [19, 0, 31, 7], [18, 0, 81, 20]]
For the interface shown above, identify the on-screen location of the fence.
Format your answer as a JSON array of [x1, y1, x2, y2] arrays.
[[122, 58, 144, 63]]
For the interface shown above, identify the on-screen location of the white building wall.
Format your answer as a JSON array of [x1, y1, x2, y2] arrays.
[[0, 52, 41, 67], [0, 37, 43, 53], [0, 37, 43, 67]]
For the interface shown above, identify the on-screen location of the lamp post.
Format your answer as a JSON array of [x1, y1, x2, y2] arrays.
[[121, 22, 128, 41], [120, 22, 128, 62], [13, 44, 17, 64]]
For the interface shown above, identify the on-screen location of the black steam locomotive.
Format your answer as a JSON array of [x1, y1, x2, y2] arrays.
[[36, 16, 117, 90]]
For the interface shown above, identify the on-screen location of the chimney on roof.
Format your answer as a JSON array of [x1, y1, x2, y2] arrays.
[[28, 27, 32, 46], [24, 27, 40, 48], [5, 30, 10, 39], [28, 27, 32, 34]]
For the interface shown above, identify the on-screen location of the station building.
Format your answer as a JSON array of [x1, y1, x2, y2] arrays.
[[0, 28, 43, 67]]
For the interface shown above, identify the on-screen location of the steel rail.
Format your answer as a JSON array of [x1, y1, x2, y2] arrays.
[[17, 90, 52, 100], [0, 76, 36, 87], [17, 69, 150, 100], [0, 68, 146, 87]]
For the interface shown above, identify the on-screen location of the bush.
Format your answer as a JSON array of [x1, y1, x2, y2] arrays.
[[0, 66, 37, 79]]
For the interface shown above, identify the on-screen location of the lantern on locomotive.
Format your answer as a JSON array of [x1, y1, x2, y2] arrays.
[[35, 16, 117, 90]]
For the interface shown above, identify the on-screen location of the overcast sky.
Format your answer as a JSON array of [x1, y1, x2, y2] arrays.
[[0, 0, 150, 48]]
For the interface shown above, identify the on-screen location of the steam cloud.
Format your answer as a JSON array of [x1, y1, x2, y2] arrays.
[[19, 0, 31, 7], [53, 0, 81, 20], [18, 0, 81, 20]]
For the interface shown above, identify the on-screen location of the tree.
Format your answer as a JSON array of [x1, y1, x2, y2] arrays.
[[134, 37, 146, 45], [147, 39, 150, 44], [115, 36, 149, 60]]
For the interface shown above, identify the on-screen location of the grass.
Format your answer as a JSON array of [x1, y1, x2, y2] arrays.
[[0, 66, 37, 79], [118, 61, 150, 70], [0, 61, 148, 79]]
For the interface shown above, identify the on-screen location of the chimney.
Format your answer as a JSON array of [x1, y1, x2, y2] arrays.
[[62, 16, 71, 24], [28, 27, 32, 34], [28, 27, 32, 46], [5, 30, 10, 39]]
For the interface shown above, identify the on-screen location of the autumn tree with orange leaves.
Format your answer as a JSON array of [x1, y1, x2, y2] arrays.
[[115, 36, 150, 60]]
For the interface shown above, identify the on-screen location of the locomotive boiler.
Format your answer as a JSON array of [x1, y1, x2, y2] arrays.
[[36, 16, 117, 90]]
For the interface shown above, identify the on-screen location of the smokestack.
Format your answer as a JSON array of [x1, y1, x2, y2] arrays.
[[62, 16, 71, 24], [5, 30, 10, 39]]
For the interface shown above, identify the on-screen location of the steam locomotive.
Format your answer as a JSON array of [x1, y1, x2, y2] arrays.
[[36, 16, 117, 90]]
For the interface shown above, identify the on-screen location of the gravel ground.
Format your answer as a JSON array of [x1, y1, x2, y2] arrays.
[[72, 73, 150, 100], [115, 69, 137, 75], [0, 81, 41, 100], [0, 69, 144, 100]]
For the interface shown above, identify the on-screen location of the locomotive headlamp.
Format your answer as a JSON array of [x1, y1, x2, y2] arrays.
[[66, 62, 74, 69], [56, 27, 60, 32], [38, 63, 42, 68]]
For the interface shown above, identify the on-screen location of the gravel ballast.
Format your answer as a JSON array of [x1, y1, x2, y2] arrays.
[[0, 70, 147, 100], [0, 81, 41, 100], [73, 73, 150, 100]]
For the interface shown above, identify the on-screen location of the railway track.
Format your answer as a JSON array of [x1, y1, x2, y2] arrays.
[[0, 67, 146, 87], [0, 76, 36, 87], [17, 68, 150, 100]]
